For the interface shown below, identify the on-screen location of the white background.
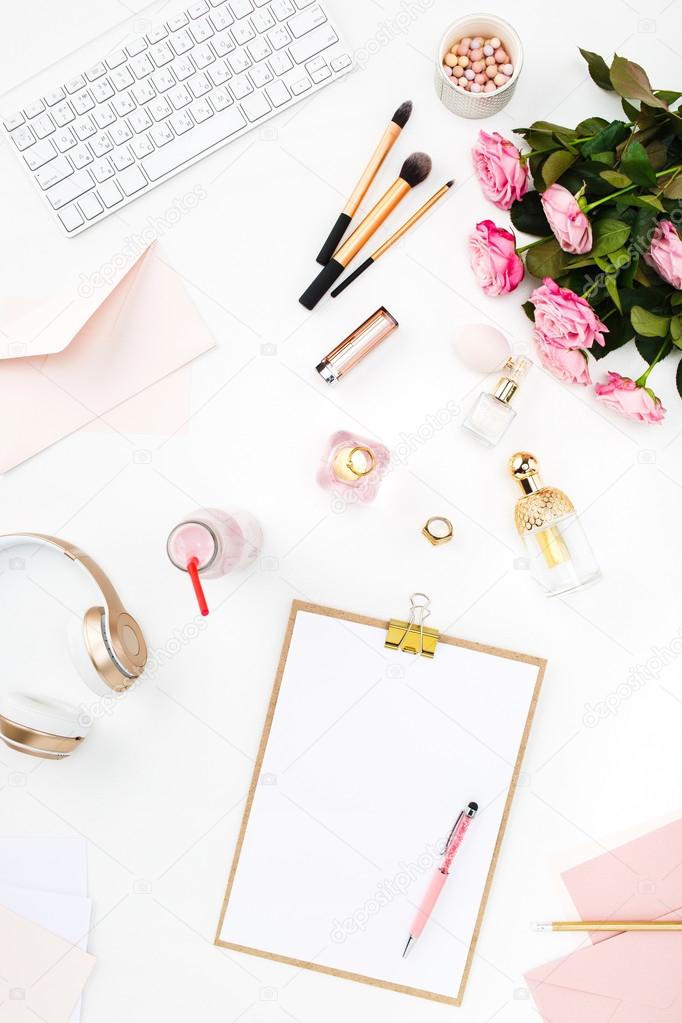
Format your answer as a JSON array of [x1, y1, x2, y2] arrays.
[[1, 0, 682, 1020]]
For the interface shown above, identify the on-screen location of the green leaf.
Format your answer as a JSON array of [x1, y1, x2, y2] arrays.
[[542, 150, 578, 186], [614, 193, 665, 212], [594, 254, 612, 272], [636, 336, 672, 364], [610, 55, 668, 109], [663, 173, 682, 199], [645, 139, 668, 171], [605, 273, 622, 311], [591, 152, 615, 166], [677, 358, 682, 399], [655, 90, 682, 104], [622, 98, 640, 122], [672, 292, 682, 308], [631, 305, 671, 336], [620, 140, 657, 187], [601, 169, 631, 188], [526, 238, 569, 279], [591, 218, 631, 255], [591, 311, 634, 358], [510, 191, 551, 237], [581, 120, 631, 157], [671, 314, 682, 346], [522, 300, 535, 322], [576, 116, 610, 136], [579, 48, 614, 90]]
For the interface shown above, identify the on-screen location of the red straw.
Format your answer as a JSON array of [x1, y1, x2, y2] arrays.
[[187, 556, 209, 616]]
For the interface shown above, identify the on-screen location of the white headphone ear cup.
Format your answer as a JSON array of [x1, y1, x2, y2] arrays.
[[68, 615, 112, 698], [0, 692, 88, 739]]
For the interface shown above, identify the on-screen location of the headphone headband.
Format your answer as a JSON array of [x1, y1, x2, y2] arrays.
[[0, 532, 147, 681]]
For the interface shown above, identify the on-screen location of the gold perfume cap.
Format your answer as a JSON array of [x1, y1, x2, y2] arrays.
[[509, 453, 575, 534], [494, 357, 531, 404], [510, 452, 541, 493]]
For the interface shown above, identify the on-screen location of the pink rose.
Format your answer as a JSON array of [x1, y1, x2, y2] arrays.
[[643, 219, 682, 289], [540, 183, 593, 254], [471, 130, 529, 210], [535, 335, 591, 385], [595, 372, 665, 423], [530, 278, 608, 349], [469, 220, 524, 296]]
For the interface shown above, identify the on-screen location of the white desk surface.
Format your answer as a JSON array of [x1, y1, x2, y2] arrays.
[[1, 0, 682, 1020]]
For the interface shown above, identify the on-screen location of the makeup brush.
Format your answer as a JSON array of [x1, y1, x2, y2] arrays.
[[300, 152, 432, 310], [330, 179, 454, 298], [316, 100, 413, 266]]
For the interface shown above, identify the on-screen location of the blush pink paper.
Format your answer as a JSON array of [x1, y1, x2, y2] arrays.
[[0, 245, 215, 472], [525, 820, 682, 1022]]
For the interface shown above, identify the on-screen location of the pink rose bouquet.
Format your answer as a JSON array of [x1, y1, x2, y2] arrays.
[[471, 130, 529, 211], [595, 372, 665, 423], [644, 220, 682, 290], [530, 278, 608, 350], [468, 220, 524, 296], [540, 184, 592, 254]]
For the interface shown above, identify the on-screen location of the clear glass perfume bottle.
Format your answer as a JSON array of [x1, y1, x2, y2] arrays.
[[463, 357, 531, 445], [510, 453, 601, 597]]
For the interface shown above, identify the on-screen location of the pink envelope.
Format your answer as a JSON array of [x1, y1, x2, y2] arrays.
[[526, 820, 682, 1022], [0, 244, 215, 472]]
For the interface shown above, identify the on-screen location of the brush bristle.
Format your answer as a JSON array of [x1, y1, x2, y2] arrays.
[[446, 179, 455, 188], [399, 152, 432, 187], [392, 100, 413, 128]]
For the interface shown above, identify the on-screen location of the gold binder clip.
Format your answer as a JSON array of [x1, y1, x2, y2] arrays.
[[385, 592, 439, 659]]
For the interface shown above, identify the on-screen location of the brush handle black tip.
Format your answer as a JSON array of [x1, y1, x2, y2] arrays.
[[299, 260, 345, 310], [316, 213, 352, 265], [330, 258, 374, 298]]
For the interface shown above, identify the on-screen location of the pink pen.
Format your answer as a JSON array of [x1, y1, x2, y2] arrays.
[[402, 801, 478, 958]]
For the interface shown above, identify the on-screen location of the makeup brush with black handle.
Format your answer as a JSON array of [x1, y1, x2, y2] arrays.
[[330, 180, 454, 298], [300, 152, 432, 311], [316, 100, 413, 266]]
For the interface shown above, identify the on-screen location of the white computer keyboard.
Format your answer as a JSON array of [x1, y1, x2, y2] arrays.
[[1, 0, 351, 236]]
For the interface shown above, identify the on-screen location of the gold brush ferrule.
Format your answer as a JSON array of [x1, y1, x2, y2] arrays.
[[371, 183, 450, 261], [335, 178, 411, 266], [343, 122, 401, 217]]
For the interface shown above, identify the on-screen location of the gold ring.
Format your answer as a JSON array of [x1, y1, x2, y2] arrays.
[[346, 446, 376, 479], [422, 516, 454, 546]]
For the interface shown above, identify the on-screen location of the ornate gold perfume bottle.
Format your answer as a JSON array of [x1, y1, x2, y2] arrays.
[[510, 452, 601, 596]]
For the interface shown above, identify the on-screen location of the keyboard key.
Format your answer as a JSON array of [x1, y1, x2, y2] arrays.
[[167, 12, 188, 30], [55, 127, 77, 152], [131, 134, 154, 158], [142, 103, 245, 179], [151, 122, 174, 146], [269, 51, 292, 74], [45, 170, 93, 209], [78, 191, 103, 219], [188, 0, 209, 15], [74, 115, 96, 140], [112, 145, 134, 170], [266, 79, 290, 106], [92, 157, 114, 181], [248, 37, 271, 62], [289, 23, 337, 62], [133, 79, 157, 104], [44, 89, 65, 106], [230, 75, 252, 98], [310, 62, 330, 83], [58, 205, 84, 231], [111, 68, 134, 90], [288, 3, 326, 36], [331, 53, 351, 72], [130, 109, 153, 132], [290, 75, 311, 95], [113, 93, 136, 116], [24, 99, 45, 118], [11, 125, 36, 150], [147, 25, 168, 43], [267, 25, 290, 49], [72, 90, 95, 114], [99, 179, 123, 206], [252, 8, 274, 31], [36, 155, 73, 189], [170, 110, 193, 134], [169, 85, 192, 108], [210, 6, 233, 30], [271, 0, 294, 18], [232, 21, 255, 45], [171, 28, 193, 54], [53, 101, 75, 126], [151, 68, 175, 92], [193, 43, 215, 67], [23, 138, 56, 170], [208, 60, 231, 85], [171, 56, 195, 80], [94, 104, 116, 128], [90, 132, 113, 156], [210, 86, 232, 110], [150, 96, 172, 119], [92, 79, 115, 102], [212, 32, 235, 56], [70, 144, 93, 168], [188, 72, 211, 97], [3, 111, 24, 130], [86, 62, 107, 80], [241, 90, 270, 121], [249, 64, 272, 88], [228, 50, 251, 74], [151, 42, 174, 65], [111, 122, 133, 144], [106, 49, 127, 68], [33, 114, 56, 139], [65, 75, 86, 92], [131, 54, 154, 78], [190, 98, 213, 122], [126, 37, 148, 56], [190, 18, 214, 42], [229, 0, 253, 15]]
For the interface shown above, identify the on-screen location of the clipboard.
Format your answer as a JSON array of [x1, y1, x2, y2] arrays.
[[215, 600, 546, 1005]]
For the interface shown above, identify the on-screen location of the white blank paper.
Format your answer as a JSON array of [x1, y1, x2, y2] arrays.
[[218, 606, 544, 1003]]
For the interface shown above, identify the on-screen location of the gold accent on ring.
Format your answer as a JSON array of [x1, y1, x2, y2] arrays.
[[422, 516, 454, 546], [347, 446, 376, 479]]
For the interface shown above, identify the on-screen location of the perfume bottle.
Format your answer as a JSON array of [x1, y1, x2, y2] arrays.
[[509, 453, 601, 597], [167, 508, 263, 614], [317, 431, 390, 504], [463, 357, 531, 445]]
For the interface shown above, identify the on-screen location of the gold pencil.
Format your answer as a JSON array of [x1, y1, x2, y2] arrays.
[[537, 920, 682, 932]]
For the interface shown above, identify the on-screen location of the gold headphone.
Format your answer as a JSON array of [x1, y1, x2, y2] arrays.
[[0, 533, 147, 760]]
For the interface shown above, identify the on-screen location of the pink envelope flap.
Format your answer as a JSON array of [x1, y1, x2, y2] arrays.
[[526, 908, 682, 1010], [563, 819, 682, 942]]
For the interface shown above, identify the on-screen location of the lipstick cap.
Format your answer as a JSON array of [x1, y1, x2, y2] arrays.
[[316, 307, 398, 384]]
